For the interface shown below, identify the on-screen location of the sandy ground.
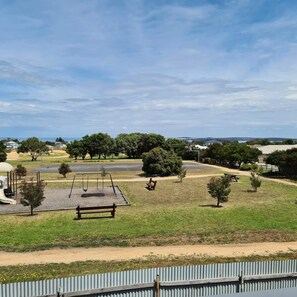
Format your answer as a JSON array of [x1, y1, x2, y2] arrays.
[[1, 242, 297, 266]]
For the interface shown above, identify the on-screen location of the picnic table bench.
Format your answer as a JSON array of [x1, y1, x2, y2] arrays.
[[76, 203, 116, 219], [224, 173, 239, 182], [146, 178, 157, 190]]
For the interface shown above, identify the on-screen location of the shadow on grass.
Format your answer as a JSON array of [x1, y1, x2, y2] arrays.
[[16, 213, 39, 217], [74, 216, 114, 220], [81, 193, 105, 198], [199, 204, 221, 208]]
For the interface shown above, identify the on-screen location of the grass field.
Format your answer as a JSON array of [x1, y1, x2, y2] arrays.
[[0, 176, 297, 251], [2, 154, 297, 284]]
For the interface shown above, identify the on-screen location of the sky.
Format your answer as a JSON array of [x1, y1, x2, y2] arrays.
[[1, 0, 297, 139]]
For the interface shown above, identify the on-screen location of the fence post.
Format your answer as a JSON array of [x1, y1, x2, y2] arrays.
[[238, 270, 244, 293], [155, 274, 160, 297]]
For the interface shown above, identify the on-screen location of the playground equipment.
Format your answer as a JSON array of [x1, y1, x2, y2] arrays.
[[0, 187, 16, 204], [69, 172, 117, 198], [0, 162, 17, 204]]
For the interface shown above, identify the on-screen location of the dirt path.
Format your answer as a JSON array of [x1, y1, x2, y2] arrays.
[[1, 242, 297, 266]]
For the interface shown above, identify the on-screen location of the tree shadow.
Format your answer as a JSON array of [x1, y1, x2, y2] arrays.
[[199, 204, 221, 208], [16, 213, 38, 217]]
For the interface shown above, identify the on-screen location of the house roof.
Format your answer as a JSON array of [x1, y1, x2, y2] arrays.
[[258, 144, 297, 155]]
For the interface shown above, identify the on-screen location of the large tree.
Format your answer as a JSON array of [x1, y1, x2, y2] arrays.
[[266, 148, 297, 176], [115, 133, 142, 158], [82, 133, 113, 159], [205, 143, 261, 167], [17, 137, 48, 161], [137, 133, 166, 156], [142, 147, 182, 176], [165, 138, 187, 157], [66, 140, 86, 160], [0, 141, 7, 162]]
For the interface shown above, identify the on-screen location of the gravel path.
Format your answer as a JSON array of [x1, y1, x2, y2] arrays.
[[1, 242, 297, 266]]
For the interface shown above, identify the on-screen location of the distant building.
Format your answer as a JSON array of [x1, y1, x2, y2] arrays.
[[203, 139, 222, 146], [194, 144, 208, 150], [258, 144, 297, 162], [54, 142, 67, 149], [5, 141, 19, 150]]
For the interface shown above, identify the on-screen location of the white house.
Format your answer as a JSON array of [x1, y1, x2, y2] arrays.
[[5, 141, 19, 150]]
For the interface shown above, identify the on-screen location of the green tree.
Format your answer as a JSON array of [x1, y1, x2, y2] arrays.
[[82, 135, 97, 159], [266, 148, 297, 176], [207, 176, 231, 207], [15, 164, 27, 180], [204, 143, 224, 164], [17, 137, 48, 161], [165, 138, 186, 156], [282, 139, 295, 144], [0, 141, 7, 162], [137, 133, 166, 156], [250, 171, 262, 192], [115, 133, 142, 158], [55, 137, 65, 143], [177, 168, 187, 182], [142, 147, 182, 176], [205, 143, 261, 167], [58, 162, 72, 178], [66, 140, 86, 160], [20, 180, 45, 215], [82, 133, 113, 159]]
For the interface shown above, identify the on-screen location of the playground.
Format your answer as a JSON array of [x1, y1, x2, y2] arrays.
[[0, 186, 128, 214], [0, 161, 128, 214]]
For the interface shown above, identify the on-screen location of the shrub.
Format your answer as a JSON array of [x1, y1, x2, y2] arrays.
[[15, 164, 27, 179], [207, 176, 231, 207], [250, 171, 262, 192], [58, 162, 72, 178], [20, 180, 45, 215], [142, 147, 182, 176]]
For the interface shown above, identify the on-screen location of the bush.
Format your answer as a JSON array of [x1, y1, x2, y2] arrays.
[[20, 180, 45, 215], [58, 162, 72, 178], [15, 164, 27, 179], [240, 163, 258, 171], [207, 176, 231, 207], [250, 171, 262, 192], [177, 168, 187, 182], [142, 147, 182, 176]]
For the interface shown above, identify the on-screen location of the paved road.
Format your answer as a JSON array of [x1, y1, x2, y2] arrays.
[[36, 162, 210, 173]]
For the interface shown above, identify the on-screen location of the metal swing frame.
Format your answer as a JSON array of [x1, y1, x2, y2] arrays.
[[68, 172, 117, 198]]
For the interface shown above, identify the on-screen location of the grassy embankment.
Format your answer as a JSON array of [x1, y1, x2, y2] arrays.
[[2, 252, 297, 284]]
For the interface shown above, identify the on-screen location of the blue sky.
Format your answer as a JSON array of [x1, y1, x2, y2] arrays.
[[1, 0, 297, 139]]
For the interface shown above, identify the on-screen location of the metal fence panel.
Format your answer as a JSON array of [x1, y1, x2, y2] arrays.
[[1, 260, 297, 297]]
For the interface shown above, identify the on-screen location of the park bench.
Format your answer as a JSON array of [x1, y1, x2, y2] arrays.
[[76, 203, 116, 219], [224, 173, 239, 182], [146, 178, 157, 190]]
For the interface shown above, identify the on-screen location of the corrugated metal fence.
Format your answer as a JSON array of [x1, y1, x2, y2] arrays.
[[1, 260, 297, 297]]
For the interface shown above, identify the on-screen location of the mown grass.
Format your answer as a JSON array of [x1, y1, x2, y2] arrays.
[[2, 252, 297, 284], [0, 177, 297, 251]]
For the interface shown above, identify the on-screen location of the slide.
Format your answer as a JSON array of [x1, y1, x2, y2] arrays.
[[0, 189, 16, 204]]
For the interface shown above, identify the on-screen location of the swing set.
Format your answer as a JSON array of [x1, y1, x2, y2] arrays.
[[68, 172, 117, 198]]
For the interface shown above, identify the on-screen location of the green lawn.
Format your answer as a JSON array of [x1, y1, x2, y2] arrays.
[[1, 176, 297, 251], [2, 252, 297, 284]]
